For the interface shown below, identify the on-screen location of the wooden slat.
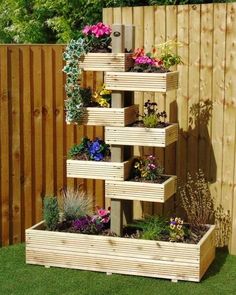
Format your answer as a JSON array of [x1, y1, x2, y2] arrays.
[[105, 176, 177, 203], [223, 3, 236, 254], [105, 124, 178, 147], [0, 46, 10, 246], [11, 46, 22, 243], [22, 46, 33, 232]]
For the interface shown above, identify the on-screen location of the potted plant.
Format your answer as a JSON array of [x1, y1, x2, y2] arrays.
[[105, 41, 181, 92], [26, 177, 215, 282], [66, 137, 131, 180], [106, 155, 177, 202], [105, 99, 178, 147]]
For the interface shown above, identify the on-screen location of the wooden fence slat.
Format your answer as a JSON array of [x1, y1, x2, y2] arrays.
[[223, 3, 236, 254], [0, 46, 10, 246], [32, 46, 43, 223], [11, 46, 22, 244], [22, 46, 33, 232], [210, 3, 227, 207]]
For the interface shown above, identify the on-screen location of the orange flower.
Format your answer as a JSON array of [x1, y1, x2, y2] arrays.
[[132, 48, 145, 60]]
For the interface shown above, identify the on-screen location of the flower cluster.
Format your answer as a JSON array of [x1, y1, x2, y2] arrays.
[[93, 84, 112, 108], [132, 155, 163, 182], [169, 217, 185, 242], [141, 100, 167, 128], [82, 22, 112, 38], [72, 215, 103, 234], [131, 41, 182, 72], [68, 137, 110, 161], [72, 206, 110, 234]]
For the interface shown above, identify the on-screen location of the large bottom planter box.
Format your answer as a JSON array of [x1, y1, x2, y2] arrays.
[[67, 159, 131, 180], [105, 124, 178, 147], [105, 175, 177, 202], [79, 53, 133, 72], [75, 105, 138, 126], [105, 71, 179, 92], [26, 221, 215, 282]]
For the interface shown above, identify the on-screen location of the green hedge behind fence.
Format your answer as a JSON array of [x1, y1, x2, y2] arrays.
[[0, 0, 234, 43]]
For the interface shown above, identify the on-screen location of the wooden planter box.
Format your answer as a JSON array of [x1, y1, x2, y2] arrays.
[[105, 124, 178, 147], [67, 159, 131, 181], [105, 175, 177, 203], [105, 71, 179, 92], [26, 221, 215, 282], [79, 53, 133, 72], [68, 105, 138, 127]]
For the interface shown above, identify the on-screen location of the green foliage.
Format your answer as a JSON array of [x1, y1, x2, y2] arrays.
[[68, 137, 90, 159], [43, 196, 60, 231], [62, 189, 92, 221], [142, 100, 167, 128], [132, 215, 169, 240]]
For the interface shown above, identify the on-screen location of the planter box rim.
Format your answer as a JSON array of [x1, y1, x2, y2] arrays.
[[67, 159, 130, 166], [27, 221, 215, 248]]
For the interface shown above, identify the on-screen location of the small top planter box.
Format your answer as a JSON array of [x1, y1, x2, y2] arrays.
[[67, 159, 132, 181], [79, 53, 133, 72], [105, 71, 179, 92], [105, 124, 178, 147], [26, 221, 215, 282], [67, 105, 139, 127]]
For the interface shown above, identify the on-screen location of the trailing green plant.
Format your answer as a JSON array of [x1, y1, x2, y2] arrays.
[[141, 100, 167, 128], [63, 23, 112, 124], [62, 189, 92, 221], [43, 196, 60, 231], [132, 155, 164, 181], [130, 215, 169, 240], [68, 137, 90, 159]]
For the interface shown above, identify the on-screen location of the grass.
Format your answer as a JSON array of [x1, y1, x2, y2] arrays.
[[0, 244, 235, 295]]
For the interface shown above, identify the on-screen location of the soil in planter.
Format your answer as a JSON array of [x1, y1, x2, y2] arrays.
[[130, 120, 170, 128], [128, 175, 170, 184], [129, 64, 170, 73]]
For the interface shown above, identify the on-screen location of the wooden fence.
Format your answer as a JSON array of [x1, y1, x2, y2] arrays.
[[0, 3, 235, 254]]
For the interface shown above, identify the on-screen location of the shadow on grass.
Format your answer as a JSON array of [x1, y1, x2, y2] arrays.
[[202, 247, 228, 281]]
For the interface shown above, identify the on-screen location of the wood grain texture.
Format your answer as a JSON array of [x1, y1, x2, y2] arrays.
[[26, 221, 215, 282], [105, 176, 177, 203], [105, 124, 178, 147]]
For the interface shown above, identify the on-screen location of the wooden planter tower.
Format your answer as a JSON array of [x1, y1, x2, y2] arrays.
[[26, 24, 216, 282]]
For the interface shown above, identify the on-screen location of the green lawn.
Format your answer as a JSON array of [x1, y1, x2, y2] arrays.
[[0, 244, 235, 295]]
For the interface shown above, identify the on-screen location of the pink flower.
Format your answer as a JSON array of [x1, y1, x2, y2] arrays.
[[135, 55, 156, 66], [132, 48, 145, 60], [148, 155, 155, 161], [82, 25, 92, 35], [98, 208, 107, 217], [91, 22, 111, 38]]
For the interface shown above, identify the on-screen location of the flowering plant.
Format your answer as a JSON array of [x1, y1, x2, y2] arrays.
[[82, 22, 112, 53], [68, 137, 110, 161], [72, 215, 103, 234], [169, 217, 185, 242], [93, 84, 112, 108], [63, 22, 112, 124], [131, 41, 182, 73], [141, 100, 167, 128], [132, 155, 163, 181]]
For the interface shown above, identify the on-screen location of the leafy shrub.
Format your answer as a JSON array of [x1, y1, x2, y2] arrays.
[[43, 196, 60, 231], [62, 189, 92, 221], [131, 215, 169, 240], [179, 169, 214, 230]]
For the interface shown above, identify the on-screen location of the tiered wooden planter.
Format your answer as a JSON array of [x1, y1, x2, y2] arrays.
[[105, 124, 178, 147], [105, 71, 179, 92], [68, 105, 138, 126], [105, 176, 177, 202], [79, 53, 133, 72], [26, 24, 215, 283], [67, 159, 131, 180], [26, 221, 215, 282]]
